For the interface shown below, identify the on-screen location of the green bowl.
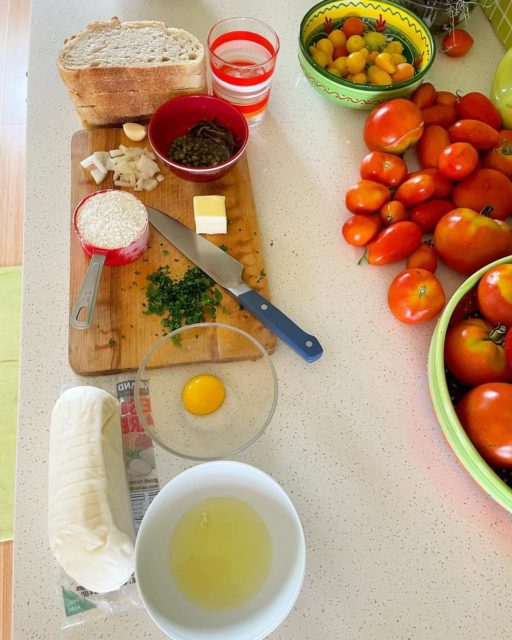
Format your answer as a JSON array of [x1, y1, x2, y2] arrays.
[[298, 0, 436, 109], [428, 256, 512, 512]]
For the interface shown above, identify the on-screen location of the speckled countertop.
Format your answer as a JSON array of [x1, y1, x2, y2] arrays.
[[14, 2, 511, 638]]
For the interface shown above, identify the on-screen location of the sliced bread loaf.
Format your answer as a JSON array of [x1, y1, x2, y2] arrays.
[[57, 17, 207, 126]]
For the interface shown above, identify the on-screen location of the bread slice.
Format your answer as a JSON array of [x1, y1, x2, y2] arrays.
[[57, 17, 207, 126]]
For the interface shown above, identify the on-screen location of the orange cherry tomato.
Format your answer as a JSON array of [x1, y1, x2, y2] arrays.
[[421, 104, 458, 128], [442, 29, 474, 57], [406, 242, 438, 272], [438, 142, 479, 180], [477, 264, 512, 328], [456, 383, 512, 467], [408, 168, 453, 198], [452, 168, 512, 220], [363, 99, 424, 154], [387, 268, 445, 324], [483, 130, 512, 179], [342, 214, 382, 247], [379, 200, 408, 226], [395, 173, 435, 206], [342, 16, 365, 38], [411, 82, 437, 109], [333, 45, 348, 58], [416, 125, 451, 168], [409, 198, 454, 233], [436, 91, 458, 107], [448, 120, 499, 151], [345, 180, 391, 215], [359, 151, 408, 187], [364, 221, 422, 265], [456, 92, 502, 130], [445, 318, 512, 387]]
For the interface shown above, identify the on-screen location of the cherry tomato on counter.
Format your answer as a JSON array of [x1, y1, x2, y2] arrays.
[[408, 168, 453, 198], [442, 29, 474, 57], [379, 200, 408, 226], [452, 168, 512, 220], [406, 242, 438, 272], [448, 120, 499, 151], [342, 214, 382, 247], [434, 206, 512, 275], [477, 264, 512, 328], [363, 221, 422, 265], [387, 268, 445, 324], [456, 383, 512, 468], [345, 179, 391, 215], [483, 130, 512, 178], [435, 91, 458, 107], [411, 82, 437, 109], [395, 173, 435, 206], [416, 124, 451, 168], [409, 199, 454, 233], [421, 104, 458, 128], [363, 99, 424, 154], [456, 92, 502, 130], [359, 151, 408, 187], [438, 142, 479, 180], [445, 318, 512, 387]]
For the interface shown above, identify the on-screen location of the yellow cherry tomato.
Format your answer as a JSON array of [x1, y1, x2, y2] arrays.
[[349, 71, 368, 84], [367, 65, 393, 85], [386, 40, 404, 54], [316, 37, 334, 57], [328, 29, 347, 48], [331, 56, 348, 75], [391, 62, 415, 83], [346, 51, 366, 74], [390, 52, 407, 65], [359, 47, 370, 58], [327, 65, 342, 77], [346, 35, 366, 53], [308, 45, 317, 56], [375, 52, 397, 74], [367, 50, 378, 63], [363, 31, 386, 51], [311, 49, 330, 68]]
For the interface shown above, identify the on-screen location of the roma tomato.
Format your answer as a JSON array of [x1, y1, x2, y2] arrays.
[[379, 200, 408, 226], [434, 206, 512, 274], [395, 173, 435, 206], [409, 199, 454, 233], [456, 383, 512, 467], [452, 168, 512, 220], [436, 91, 458, 107], [364, 99, 424, 154], [387, 268, 445, 324], [364, 221, 422, 265], [456, 92, 502, 130], [442, 29, 474, 57], [421, 104, 458, 128], [477, 263, 512, 327], [411, 82, 437, 109], [448, 119, 499, 151], [406, 242, 438, 272], [483, 130, 512, 178], [345, 180, 391, 215], [444, 318, 511, 387], [359, 151, 408, 187], [416, 125, 451, 168], [506, 330, 512, 369], [342, 214, 382, 247], [438, 142, 479, 180], [409, 168, 453, 198]]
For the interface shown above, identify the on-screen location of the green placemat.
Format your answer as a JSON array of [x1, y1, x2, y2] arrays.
[[0, 266, 22, 541]]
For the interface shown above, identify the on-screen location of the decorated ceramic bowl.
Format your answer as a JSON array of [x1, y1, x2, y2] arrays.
[[298, 0, 435, 109], [428, 256, 512, 512]]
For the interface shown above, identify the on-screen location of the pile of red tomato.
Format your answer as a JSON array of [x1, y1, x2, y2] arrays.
[[446, 263, 512, 469], [341, 83, 512, 325]]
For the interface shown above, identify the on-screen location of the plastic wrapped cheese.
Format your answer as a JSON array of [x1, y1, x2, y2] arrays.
[[48, 386, 135, 593]]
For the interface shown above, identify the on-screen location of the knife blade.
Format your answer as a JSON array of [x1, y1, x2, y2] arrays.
[[146, 206, 323, 363]]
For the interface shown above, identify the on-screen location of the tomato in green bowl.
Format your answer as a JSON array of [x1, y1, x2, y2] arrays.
[[428, 256, 512, 512]]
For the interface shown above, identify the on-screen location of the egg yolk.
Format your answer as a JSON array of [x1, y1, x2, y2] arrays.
[[182, 375, 225, 416]]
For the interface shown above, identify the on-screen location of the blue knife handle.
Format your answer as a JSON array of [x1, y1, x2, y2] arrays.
[[238, 289, 323, 363]]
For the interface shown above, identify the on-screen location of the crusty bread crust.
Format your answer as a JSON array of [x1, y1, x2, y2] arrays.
[[57, 17, 207, 126]]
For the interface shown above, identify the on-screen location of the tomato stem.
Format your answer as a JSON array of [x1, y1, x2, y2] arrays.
[[358, 250, 368, 266], [480, 205, 494, 218], [487, 324, 507, 345]]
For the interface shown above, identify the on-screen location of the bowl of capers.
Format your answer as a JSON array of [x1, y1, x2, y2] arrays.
[[148, 95, 249, 182]]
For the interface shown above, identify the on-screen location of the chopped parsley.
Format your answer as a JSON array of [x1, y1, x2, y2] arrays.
[[143, 265, 223, 334]]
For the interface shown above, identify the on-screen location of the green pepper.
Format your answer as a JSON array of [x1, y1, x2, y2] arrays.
[[492, 47, 512, 129]]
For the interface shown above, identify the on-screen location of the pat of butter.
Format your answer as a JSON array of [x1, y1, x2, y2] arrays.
[[193, 195, 227, 235]]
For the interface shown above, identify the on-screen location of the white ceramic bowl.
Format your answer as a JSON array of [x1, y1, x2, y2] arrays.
[[135, 461, 306, 640]]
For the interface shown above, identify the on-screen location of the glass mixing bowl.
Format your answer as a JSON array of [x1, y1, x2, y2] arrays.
[[134, 323, 278, 460]]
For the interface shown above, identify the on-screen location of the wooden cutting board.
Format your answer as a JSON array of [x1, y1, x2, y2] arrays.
[[69, 128, 276, 375]]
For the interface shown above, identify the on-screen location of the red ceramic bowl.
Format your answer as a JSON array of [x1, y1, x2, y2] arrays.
[[148, 95, 249, 182]]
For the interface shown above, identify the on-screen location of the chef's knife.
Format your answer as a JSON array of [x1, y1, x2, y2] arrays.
[[146, 206, 323, 363]]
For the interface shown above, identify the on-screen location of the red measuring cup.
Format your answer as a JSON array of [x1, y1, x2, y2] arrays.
[[70, 189, 149, 329]]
